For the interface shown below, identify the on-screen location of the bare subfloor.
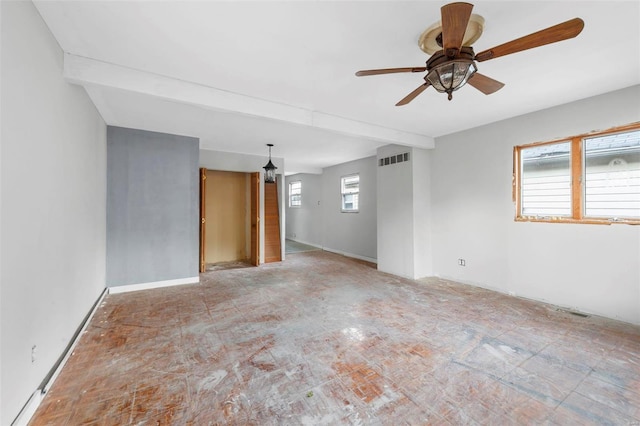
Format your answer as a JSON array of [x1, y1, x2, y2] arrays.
[[31, 251, 640, 424]]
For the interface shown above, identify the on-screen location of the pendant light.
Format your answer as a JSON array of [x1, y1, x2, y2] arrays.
[[263, 143, 277, 183]]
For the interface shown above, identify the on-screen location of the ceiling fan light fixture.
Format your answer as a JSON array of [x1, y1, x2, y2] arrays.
[[426, 60, 477, 100]]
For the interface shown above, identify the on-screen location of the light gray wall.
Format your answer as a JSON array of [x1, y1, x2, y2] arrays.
[[376, 145, 433, 279], [412, 148, 433, 278], [284, 173, 323, 246], [107, 126, 199, 286], [432, 85, 640, 324], [1, 2, 107, 423], [199, 149, 286, 263], [322, 156, 377, 262], [377, 145, 415, 277]]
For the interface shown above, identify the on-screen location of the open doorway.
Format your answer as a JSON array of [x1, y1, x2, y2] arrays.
[[199, 169, 259, 272]]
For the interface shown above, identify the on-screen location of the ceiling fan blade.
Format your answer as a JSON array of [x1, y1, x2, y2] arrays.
[[396, 82, 431, 106], [467, 73, 505, 95], [441, 2, 474, 56], [355, 67, 426, 77], [475, 18, 584, 62]]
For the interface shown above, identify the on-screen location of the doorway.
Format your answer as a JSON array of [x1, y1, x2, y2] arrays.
[[199, 169, 260, 272]]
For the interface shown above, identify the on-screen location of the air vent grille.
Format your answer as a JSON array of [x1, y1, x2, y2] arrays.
[[379, 152, 410, 167]]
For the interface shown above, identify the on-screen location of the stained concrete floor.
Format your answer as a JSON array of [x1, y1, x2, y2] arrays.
[[30, 251, 640, 424]]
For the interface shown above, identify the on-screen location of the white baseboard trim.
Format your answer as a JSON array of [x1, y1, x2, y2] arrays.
[[286, 237, 323, 249], [377, 267, 417, 280], [12, 391, 42, 426], [13, 287, 109, 426], [108, 276, 200, 294], [41, 288, 108, 393], [322, 247, 377, 264]]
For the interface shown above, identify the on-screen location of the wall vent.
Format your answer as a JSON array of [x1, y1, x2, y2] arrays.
[[379, 152, 410, 167]]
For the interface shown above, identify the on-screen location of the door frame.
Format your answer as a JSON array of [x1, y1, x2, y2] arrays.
[[199, 169, 260, 272]]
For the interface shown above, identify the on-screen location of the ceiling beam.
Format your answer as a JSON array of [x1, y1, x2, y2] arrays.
[[63, 53, 434, 149]]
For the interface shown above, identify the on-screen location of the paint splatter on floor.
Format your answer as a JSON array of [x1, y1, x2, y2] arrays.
[[30, 251, 640, 424]]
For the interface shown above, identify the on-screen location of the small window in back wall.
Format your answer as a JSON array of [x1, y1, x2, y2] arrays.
[[341, 174, 359, 212], [289, 181, 301, 207]]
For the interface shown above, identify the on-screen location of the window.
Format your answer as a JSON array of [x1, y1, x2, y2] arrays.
[[520, 141, 572, 217], [514, 123, 640, 224], [584, 132, 640, 219], [341, 174, 359, 212], [289, 181, 301, 207]]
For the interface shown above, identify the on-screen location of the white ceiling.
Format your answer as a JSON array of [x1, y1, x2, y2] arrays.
[[34, 1, 640, 174]]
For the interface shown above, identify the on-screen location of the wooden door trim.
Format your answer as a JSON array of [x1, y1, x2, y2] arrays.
[[263, 178, 282, 263], [199, 168, 206, 273], [250, 172, 260, 266]]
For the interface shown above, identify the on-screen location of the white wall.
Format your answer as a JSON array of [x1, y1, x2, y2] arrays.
[[376, 145, 433, 279], [199, 149, 285, 262], [412, 148, 433, 279], [1, 1, 107, 423], [377, 145, 415, 277], [322, 156, 377, 262], [284, 173, 323, 246], [432, 85, 640, 324]]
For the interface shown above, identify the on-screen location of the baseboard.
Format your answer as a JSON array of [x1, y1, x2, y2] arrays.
[[322, 247, 377, 264], [12, 391, 42, 426], [286, 237, 323, 249], [108, 276, 200, 294], [12, 287, 108, 426], [434, 273, 640, 327], [376, 266, 417, 280], [287, 240, 377, 265]]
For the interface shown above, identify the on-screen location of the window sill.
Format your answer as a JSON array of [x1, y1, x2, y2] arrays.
[[515, 217, 640, 225]]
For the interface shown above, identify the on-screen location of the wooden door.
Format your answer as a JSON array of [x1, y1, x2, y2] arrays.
[[264, 178, 282, 263], [205, 170, 249, 263], [250, 172, 260, 266]]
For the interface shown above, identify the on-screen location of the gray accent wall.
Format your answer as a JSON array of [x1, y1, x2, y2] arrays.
[[107, 126, 199, 287]]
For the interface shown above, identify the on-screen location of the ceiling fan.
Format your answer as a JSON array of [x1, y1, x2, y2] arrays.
[[355, 2, 584, 105]]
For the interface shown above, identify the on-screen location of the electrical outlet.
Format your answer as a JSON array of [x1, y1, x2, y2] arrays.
[[31, 345, 37, 363], [458, 258, 466, 266]]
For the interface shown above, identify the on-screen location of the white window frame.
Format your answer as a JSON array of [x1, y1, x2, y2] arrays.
[[289, 180, 301, 208], [341, 174, 359, 213]]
